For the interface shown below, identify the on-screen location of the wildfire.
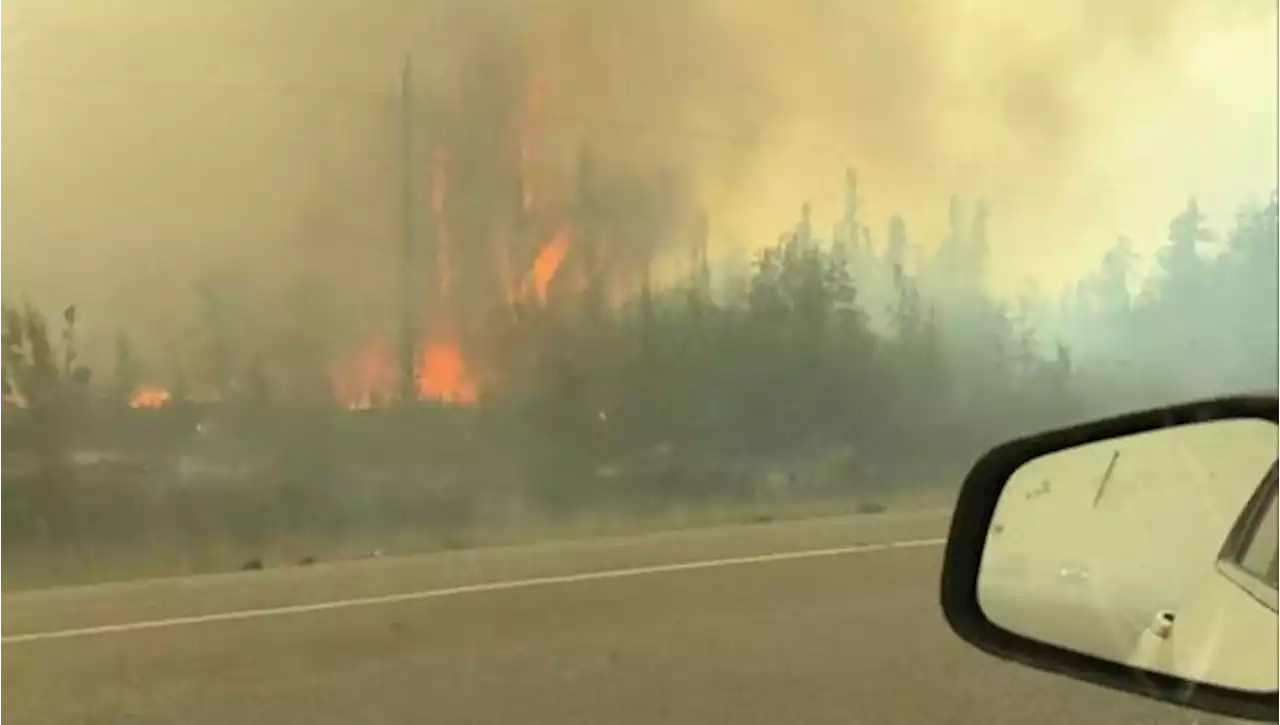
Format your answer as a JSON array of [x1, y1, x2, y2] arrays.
[[329, 337, 479, 408], [417, 340, 479, 404], [329, 343, 397, 410], [524, 227, 572, 305], [129, 385, 172, 409], [326, 38, 589, 411]]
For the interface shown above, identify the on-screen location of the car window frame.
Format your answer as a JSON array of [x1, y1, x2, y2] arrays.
[[1215, 461, 1279, 613]]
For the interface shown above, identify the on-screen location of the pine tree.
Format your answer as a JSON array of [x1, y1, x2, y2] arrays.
[[1154, 197, 1212, 299]]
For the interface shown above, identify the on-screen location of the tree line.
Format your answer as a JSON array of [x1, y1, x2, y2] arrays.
[[3, 171, 1276, 521]]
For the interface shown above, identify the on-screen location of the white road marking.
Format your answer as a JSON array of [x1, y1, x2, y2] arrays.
[[2, 537, 947, 645]]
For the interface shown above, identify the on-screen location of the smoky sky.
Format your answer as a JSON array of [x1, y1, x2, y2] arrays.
[[2, 0, 1276, 370]]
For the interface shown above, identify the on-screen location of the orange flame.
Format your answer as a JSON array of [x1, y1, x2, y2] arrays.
[[325, 33, 593, 410], [330, 338, 478, 409], [129, 385, 172, 409], [417, 340, 478, 404], [525, 227, 572, 305]]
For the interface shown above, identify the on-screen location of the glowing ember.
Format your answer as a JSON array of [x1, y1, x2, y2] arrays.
[[417, 341, 479, 404], [129, 385, 172, 409]]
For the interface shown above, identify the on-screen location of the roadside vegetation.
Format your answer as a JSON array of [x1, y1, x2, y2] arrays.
[[3, 173, 1275, 588]]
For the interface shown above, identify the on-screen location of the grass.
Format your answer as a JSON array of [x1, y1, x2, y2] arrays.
[[1, 486, 956, 591]]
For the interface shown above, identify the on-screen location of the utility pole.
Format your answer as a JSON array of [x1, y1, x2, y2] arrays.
[[398, 55, 417, 405]]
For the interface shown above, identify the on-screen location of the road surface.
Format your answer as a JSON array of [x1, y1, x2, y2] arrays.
[[3, 511, 1224, 724]]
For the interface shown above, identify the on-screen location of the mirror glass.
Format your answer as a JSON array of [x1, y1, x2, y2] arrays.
[[978, 417, 1279, 693]]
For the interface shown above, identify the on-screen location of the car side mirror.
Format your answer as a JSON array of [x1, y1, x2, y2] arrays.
[[940, 395, 1278, 722]]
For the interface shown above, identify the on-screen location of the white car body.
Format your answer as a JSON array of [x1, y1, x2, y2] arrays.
[[1127, 463, 1278, 692]]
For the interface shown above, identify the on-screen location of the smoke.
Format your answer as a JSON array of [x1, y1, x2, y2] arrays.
[[2, 0, 1272, 378]]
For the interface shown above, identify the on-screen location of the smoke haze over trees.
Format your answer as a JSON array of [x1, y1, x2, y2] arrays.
[[1, 0, 1276, 586], [3, 170, 1275, 586], [4, 0, 1275, 336]]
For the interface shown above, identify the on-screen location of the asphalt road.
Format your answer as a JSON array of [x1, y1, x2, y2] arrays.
[[3, 511, 1225, 724]]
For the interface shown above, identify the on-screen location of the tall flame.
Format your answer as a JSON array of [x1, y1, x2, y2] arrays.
[[525, 227, 572, 305], [326, 33, 589, 410]]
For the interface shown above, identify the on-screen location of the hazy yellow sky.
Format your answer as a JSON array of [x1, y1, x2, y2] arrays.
[[2, 0, 1276, 349], [716, 1, 1278, 294]]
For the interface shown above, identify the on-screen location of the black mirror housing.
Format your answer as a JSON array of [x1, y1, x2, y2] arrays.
[[940, 394, 1279, 723]]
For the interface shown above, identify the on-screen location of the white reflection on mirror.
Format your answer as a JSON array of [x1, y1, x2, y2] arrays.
[[978, 417, 1278, 693]]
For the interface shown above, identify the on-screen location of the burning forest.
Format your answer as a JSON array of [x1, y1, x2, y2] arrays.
[[108, 20, 710, 413], [4, 0, 1274, 593]]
